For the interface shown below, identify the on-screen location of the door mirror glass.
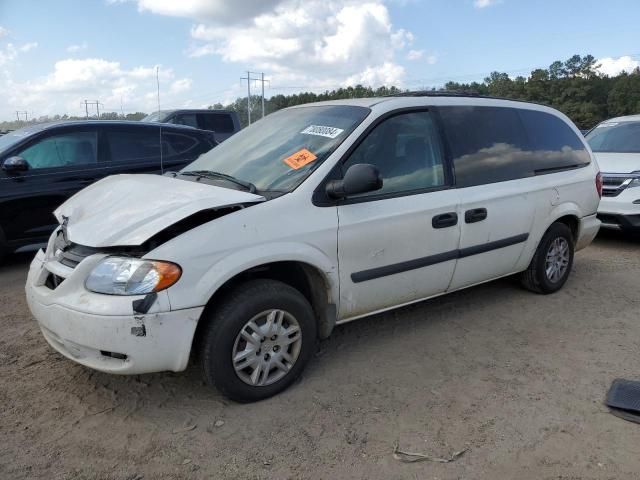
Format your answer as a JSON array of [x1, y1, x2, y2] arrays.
[[326, 163, 383, 199], [2, 156, 29, 172]]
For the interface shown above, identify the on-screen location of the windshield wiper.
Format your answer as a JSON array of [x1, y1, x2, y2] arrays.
[[180, 170, 257, 193]]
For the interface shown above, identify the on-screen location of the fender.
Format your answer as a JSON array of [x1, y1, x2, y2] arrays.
[[166, 241, 339, 313]]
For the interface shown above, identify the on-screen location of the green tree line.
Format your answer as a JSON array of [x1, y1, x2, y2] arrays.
[[214, 55, 640, 130]]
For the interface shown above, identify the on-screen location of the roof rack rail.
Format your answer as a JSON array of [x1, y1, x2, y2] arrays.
[[384, 90, 483, 98], [384, 90, 546, 106]]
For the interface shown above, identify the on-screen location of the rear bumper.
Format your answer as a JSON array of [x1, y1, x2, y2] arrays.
[[575, 213, 601, 251], [596, 213, 640, 232]]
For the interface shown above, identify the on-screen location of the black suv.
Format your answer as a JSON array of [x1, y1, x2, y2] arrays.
[[142, 109, 241, 143], [0, 120, 216, 259]]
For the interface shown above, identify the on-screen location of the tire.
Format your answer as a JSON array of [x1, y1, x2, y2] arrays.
[[0, 225, 6, 264], [199, 279, 317, 402], [521, 222, 574, 294]]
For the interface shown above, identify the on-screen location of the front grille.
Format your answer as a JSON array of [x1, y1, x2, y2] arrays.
[[45, 273, 65, 290], [602, 174, 636, 197], [58, 243, 102, 269], [52, 230, 103, 269]]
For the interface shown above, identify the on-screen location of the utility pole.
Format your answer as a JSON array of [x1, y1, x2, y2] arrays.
[[241, 71, 270, 124], [82, 100, 102, 119], [15, 111, 27, 121], [261, 72, 265, 118], [241, 71, 252, 125]]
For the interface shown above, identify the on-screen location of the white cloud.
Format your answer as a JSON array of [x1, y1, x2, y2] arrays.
[[0, 27, 9, 38], [0, 42, 37, 67], [2, 57, 191, 117], [67, 42, 88, 53], [19, 42, 37, 53], [407, 49, 423, 61], [596, 56, 640, 76], [116, 0, 285, 24], [170, 78, 192, 93], [182, 1, 412, 88], [474, 0, 501, 8], [426, 53, 438, 65]]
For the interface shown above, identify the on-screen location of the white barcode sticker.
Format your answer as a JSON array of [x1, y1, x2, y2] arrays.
[[301, 125, 344, 139]]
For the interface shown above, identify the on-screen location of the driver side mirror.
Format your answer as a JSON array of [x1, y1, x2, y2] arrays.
[[326, 163, 383, 199], [2, 156, 29, 173]]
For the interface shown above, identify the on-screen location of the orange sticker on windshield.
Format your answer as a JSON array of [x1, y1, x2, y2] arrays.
[[283, 148, 317, 170]]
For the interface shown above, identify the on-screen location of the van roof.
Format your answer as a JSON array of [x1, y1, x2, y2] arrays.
[[288, 93, 556, 112], [599, 114, 640, 123]]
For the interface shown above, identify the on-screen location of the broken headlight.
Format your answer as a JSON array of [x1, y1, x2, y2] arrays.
[[85, 257, 182, 295]]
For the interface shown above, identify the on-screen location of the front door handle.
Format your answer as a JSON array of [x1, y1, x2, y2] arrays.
[[465, 208, 487, 224], [432, 212, 458, 229]]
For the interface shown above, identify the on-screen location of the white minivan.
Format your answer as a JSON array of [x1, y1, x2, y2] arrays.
[[26, 94, 602, 402]]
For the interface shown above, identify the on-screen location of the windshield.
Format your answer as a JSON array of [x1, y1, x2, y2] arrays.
[[183, 105, 370, 192], [586, 121, 640, 153], [141, 111, 167, 122], [0, 128, 35, 154]]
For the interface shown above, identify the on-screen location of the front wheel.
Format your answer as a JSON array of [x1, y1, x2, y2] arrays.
[[199, 279, 317, 402], [521, 222, 574, 294]]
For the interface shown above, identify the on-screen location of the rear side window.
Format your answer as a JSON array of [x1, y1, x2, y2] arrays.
[[439, 106, 531, 187], [107, 128, 160, 163], [518, 110, 590, 172], [198, 113, 235, 133], [173, 114, 198, 128], [162, 130, 214, 161]]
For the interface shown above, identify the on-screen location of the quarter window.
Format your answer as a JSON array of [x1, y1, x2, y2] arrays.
[[162, 131, 213, 161], [518, 109, 590, 172], [107, 128, 160, 163], [342, 111, 446, 197], [17, 131, 97, 169]]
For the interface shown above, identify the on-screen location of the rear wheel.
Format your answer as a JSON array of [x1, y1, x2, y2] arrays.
[[0, 225, 7, 263], [199, 279, 316, 402], [521, 222, 574, 294]]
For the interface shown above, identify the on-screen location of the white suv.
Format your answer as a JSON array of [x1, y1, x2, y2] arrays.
[[26, 94, 602, 402], [585, 115, 640, 232]]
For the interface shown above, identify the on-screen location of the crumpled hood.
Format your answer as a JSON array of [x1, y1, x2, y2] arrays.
[[593, 152, 640, 174], [54, 174, 265, 247]]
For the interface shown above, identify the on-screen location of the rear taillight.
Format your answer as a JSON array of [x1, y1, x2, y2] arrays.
[[596, 172, 603, 198]]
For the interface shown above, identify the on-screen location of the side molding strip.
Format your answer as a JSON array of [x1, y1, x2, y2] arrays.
[[350, 233, 529, 283]]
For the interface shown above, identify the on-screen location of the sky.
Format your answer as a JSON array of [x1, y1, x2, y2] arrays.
[[1, 0, 639, 121]]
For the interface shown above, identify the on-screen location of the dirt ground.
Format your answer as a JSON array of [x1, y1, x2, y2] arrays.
[[1, 231, 639, 480]]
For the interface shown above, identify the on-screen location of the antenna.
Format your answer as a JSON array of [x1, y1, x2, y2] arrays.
[[156, 66, 161, 113], [159, 126, 164, 174]]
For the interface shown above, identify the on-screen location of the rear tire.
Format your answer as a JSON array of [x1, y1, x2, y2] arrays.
[[199, 279, 317, 402], [0, 225, 7, 263], [521, 222, 574, 294]]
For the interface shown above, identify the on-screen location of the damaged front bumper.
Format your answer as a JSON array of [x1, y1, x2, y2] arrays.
[[26, 248, 203, 374]]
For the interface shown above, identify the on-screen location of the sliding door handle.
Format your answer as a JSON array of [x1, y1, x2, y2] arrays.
[[432, 212, 458, 229], [464, 208, 487, 224]]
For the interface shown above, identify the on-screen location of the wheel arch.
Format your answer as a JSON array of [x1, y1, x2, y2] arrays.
[[189, 252, 339, 362]]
